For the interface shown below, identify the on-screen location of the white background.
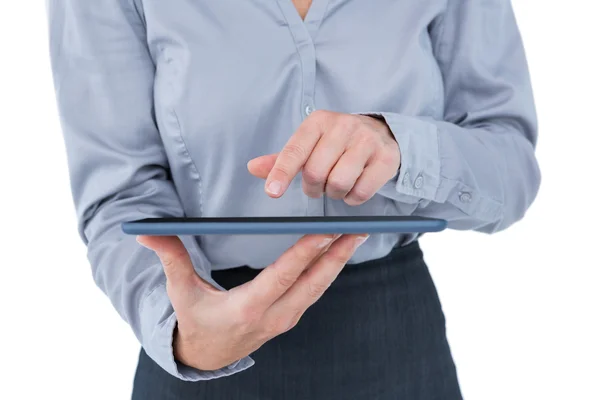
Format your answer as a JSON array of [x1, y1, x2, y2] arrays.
[[1, 2, 598, 399]]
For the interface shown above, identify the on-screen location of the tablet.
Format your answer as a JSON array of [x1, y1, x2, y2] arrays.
[[121, 216, 447, 235]]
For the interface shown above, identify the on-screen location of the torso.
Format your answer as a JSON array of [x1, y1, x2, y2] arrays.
[[138, 0, 447, 268]]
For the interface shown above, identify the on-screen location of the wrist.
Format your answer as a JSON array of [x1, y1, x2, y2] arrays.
[[173, 323, 198, 369], [173, 323, 231, 372]]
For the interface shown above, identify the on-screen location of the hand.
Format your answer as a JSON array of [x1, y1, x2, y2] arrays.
[[247, 111, 401, 206], [137, 232, 369, 371]]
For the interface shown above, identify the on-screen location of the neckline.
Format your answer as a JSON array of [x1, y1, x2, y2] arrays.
[[278, 0, 331, 40], [293, 0, 313, 21]]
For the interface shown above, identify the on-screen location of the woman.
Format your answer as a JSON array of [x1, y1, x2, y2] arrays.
[[47, 0, 540, 398]]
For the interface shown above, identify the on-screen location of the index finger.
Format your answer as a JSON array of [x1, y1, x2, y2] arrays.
[[265, 118, 322, 197], [235, 234, 336, 309]]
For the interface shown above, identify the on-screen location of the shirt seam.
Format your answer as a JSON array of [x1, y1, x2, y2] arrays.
[[432, 0, 450, 61], [130, 0, 146, 28], [433, 123, 443, 201], [437, 174, 503, 208], [171, 110, 205, 215], [138, 280, 167, 317]]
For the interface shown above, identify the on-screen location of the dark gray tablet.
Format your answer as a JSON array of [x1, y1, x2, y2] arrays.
[[121, 216, 447, 235]]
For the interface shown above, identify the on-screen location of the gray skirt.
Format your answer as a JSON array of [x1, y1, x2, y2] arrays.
[[132, 241, 463, 400]]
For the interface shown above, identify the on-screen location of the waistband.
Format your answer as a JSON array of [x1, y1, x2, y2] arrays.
[[211, 240, 423, 289], [344, 239, 423, 270]]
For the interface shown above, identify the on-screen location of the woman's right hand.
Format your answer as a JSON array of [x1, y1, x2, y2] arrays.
[[137, 233, 368, 372]]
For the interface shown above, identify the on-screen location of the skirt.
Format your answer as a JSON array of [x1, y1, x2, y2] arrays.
[[132, 241, 463, 400]]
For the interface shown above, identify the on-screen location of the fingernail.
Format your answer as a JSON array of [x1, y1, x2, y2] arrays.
[[266, 180, 282, 195], [354, 235, 369, 248], [317, 237, 333, 249]]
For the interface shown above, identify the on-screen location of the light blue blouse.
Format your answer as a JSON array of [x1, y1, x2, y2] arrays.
[[46, 0, 541, 381]]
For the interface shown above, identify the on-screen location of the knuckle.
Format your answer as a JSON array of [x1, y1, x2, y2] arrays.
[[379, 148, 400, 168], [326, 176, 352, 193], [349, 187, 372, 203], [307, 281, 329, 299], [173, 249, 190, 263], [161, 249, 188, 269], [287, 312, 302, 330], [161, 256, 176, 270], [310, 109, 326, 119], [289, 312, 303, 329], [339, 115, 361, 132], [161, 250, 188, 267], [356, 130, 377, 147], [280, 310, 303, 333], [302, 165, 327, 186], [262, 317, 290, 338], [275, 269, 299, 288], [271, 165, 292, 180], [291, 243, 315, 264], [281, 143, 308, 163]]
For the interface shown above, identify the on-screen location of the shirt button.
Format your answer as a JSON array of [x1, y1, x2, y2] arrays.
[[304, 105, 314, 116], [459, 192, 472, 203], [413, 175, 424, 189], [402, 171, 411, 186]]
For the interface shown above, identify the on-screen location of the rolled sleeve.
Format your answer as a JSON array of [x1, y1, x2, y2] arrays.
[[365, 113, 441, 205], [140, 282, 255, 381], [46, 0, 254, 381], [358, 0, 540, 233]]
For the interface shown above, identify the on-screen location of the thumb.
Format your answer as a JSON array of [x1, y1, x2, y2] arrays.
[[137, 235, 209, 291], [247, 153, 278, 179]]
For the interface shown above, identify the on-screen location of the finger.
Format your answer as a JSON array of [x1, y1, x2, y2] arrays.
[[235, 234, 337, 310], [265, 118, 322, 198], [247, 153, 278, 179], [264, 234, 369, 326], [301, 132, 347, 198], [136, 235, 215, 292], [325, 142, 373, 200], [344, 160, 392, 206]]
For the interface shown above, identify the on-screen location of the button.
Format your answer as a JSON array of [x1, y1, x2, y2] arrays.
[[413, 175, 424, 189], [402, 171, 411, 186], [459, 192, 472, 203], [304, 105, 314, 116]]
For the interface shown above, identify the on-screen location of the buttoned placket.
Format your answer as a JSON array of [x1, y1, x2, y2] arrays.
[[276, 0, 331, 216]]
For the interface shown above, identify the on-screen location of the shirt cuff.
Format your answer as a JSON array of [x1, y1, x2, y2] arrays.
[[358, 112, 441, 204], [139, 280, 255, 381]]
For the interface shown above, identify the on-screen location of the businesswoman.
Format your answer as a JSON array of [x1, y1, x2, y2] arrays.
[[47, 0, 540, 398]]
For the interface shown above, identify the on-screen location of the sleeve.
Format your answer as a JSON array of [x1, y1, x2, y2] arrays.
[[369, 0, 541, 233], [46, 0, 254, 380]]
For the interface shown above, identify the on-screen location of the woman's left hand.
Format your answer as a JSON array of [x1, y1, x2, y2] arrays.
[[247, 110, 401, 206]]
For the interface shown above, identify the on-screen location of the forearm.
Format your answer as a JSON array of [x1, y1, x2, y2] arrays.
[[46, 0, 254, 380], [84, 186, 254, 380], [376, 113, 540, 232], [373, 0, 540, 233]]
